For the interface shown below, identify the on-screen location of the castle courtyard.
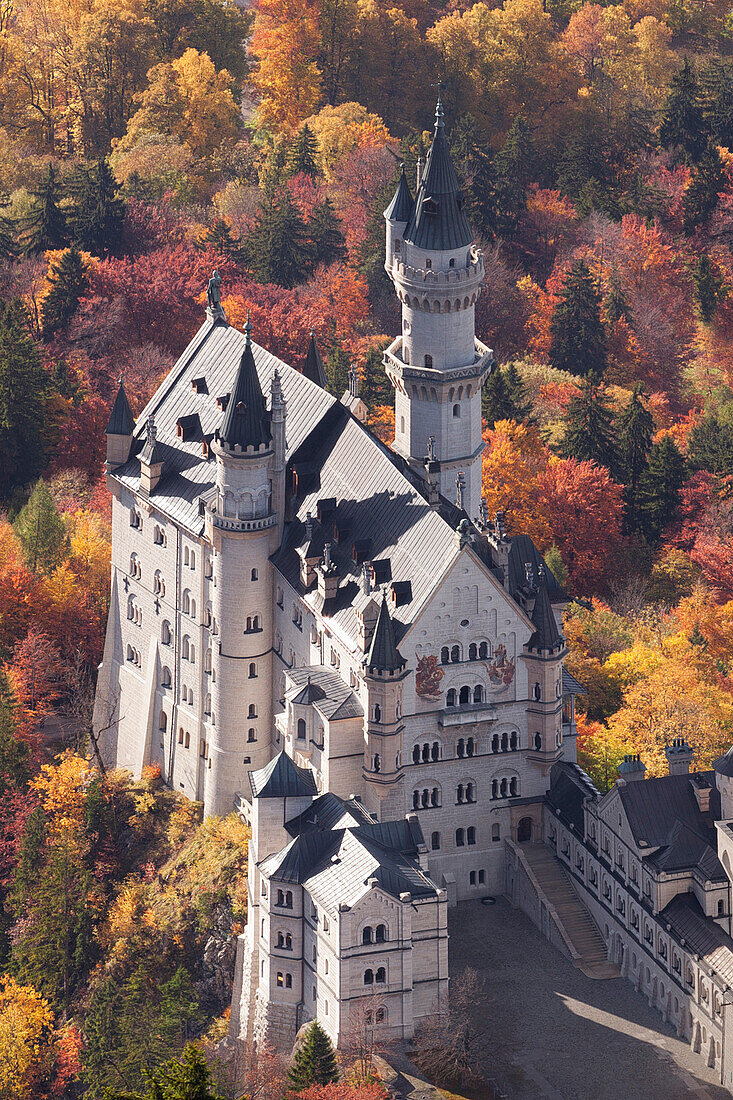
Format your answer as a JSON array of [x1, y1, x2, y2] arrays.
[[449, 899, 730, 1100]]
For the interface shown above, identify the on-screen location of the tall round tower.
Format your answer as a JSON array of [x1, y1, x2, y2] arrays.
[[383, 98, 492, 519], [204, 320, 286, 817]]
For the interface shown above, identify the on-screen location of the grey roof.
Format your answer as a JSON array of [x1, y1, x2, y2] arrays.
[[528, 581, 563, 651], [646, 820, 725, 880], [403, 99, 472, 252], [713, 746, 733, 777], [617, 771, 721, 850], [249, 751, 318, 799], [662, 894, 733, 986], [106, 379, 135, 436], [562, 668, 586, 696], [384, 165, 414, 223], [547, 761, 599, 832], [303, 331, 326, 388], [286, 665, 363, 721], [139, 419, 164, 466], [366, 594, 405, 673], [508, 535, 566, 603], [285, 792, 374, 838], [291, 678, 327, 705], [219, 321, 272, 449]]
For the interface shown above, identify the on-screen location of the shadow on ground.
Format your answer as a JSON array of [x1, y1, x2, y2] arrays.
[[449, 898, 730, 1100]]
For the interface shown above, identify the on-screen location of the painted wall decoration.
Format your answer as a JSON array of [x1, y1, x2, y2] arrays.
[[415, 654, 445, 699], [485, 644, 515, 690]]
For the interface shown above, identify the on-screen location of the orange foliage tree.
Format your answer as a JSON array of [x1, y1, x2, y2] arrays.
[[251, 0, 323, 131]]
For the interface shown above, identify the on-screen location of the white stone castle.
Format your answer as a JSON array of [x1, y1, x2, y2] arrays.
[[94, 99, 733, 1087]]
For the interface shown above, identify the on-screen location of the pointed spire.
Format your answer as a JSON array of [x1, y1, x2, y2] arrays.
[[219, 319, 271, 450], [367, 593, 405, 674], [303, 329, 326, 388], [403, 100, 472, 252], [106, 377, 135, 436], [384, 163, 414, 223], [527, 578, 562, 652]]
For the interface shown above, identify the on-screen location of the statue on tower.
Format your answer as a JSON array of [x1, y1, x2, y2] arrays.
[[207, 269, 225, 319]]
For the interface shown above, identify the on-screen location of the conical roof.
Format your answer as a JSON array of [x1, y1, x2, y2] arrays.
[[106, 378, 135, 436], [367, 593, 405, 674], [527, 580, 563, 652], [219, 319, 272, 449], [384, 164, 414, 223], [713, 745, 733, 778], [302, 330, 326, 388], [249, 751, 318, 799], [403, 97, 473, 252]]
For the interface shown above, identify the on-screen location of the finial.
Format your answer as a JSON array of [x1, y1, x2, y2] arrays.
[[433, 83, 445, 128], [455, 471, 465, 510], [348, 362, 359, 398], [524, 561, 535, 591], [480, 497, 488, 525], [244, 310, 251, 344], [323, 541, 333, 571], [305, 511, 314, 540], [146, 415, 156, 444], [118, 375, 124, 387], [362, 560, 372, 595]]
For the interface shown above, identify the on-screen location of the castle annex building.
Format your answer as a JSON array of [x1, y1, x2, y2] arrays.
[[95, 99, 577, 1048]]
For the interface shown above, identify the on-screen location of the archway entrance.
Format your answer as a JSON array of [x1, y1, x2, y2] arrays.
[[517, 817, 533, 843]]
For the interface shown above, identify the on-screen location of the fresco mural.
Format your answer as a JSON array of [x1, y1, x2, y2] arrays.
[[485, 644, 515, 690], [415, 654, 445, 699]]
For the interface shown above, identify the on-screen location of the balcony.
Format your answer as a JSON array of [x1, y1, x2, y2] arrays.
[[439, 702, 498, 727]]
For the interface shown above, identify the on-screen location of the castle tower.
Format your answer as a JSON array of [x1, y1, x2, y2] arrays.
[[523, 577, 565, 776], [362, 593, 408, 815], [204, 319, 286, 817], [383, 98, 492, 519]]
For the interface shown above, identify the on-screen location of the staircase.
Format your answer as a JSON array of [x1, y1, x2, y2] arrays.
[[516, 843, 618, 979]]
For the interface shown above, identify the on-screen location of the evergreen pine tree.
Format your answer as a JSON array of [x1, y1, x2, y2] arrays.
[[114, 1043, 223, 1100], [196, 218, 241, 261], [700, 59, 733, 150], [67, 159, 126, 258], [13, 480, 69, 573], [0, 195, 16, 261], [287, 1020, 339, 1090], [604, 270, 633, 327], [309, 198, 347, 267], [638, 435, 686, 543], [559, 375, 619, 475], [360, 346, 391, 408], [24, 165, 68, 255], [683, 142, 726, 234], [482, 365, 512, 427], [550, 260, 607, 377], [0, 672, 30, 793], [40, 246, 89, 339], [495, 116, 534, 236], [450, 114, 498, 241], [242, 187, 313, 288], [325, 342, 350, 398], [0, 300, 49, 501], [287, 123, 320, 177], [688, 412, 733, 475], [504, 361, 533, 422], [660, 58, 707, 162], [616, 383, 654, 529], [693, 252, 728, 322]]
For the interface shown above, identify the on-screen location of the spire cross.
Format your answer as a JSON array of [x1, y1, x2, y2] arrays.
[[430, 82, 445, 126]]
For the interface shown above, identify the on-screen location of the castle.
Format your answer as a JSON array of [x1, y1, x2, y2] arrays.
[[94, 98, 733, 1088]]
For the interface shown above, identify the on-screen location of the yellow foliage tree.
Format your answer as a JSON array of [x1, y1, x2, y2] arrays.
[[66, 509, 111, 611], [576, 712, 632, 793], [304, 102, 391, 181], [0, 976, 55, 1100], [250, 0, 322, 131], [31, 750, 95, 845], [481, 419, 552, 549]]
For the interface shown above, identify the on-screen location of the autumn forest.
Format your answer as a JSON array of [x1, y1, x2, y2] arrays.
[[2, 0, 733, 1094]]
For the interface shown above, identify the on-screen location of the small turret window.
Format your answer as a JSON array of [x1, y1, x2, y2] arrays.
[[424, 354, 432, 368], [425, 258, 432, 269], [453, 404, 461, 418], [449, 258, 455, 268]]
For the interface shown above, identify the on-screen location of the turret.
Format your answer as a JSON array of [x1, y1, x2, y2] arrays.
[[524, 577, 565, 767], [302, 330, 326, 388], [383, 97, 492, 519], [363, 594, 408, 809], [714, 746, 733, 819], [105, 378, 134, 467], [205, 316, 284, 817]]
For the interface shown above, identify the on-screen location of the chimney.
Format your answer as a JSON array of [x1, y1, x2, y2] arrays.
[[317, 542, 339, 602], [665, 738, 694, 776], [618, 754, 646, 783], [690, 773, 712, 814]]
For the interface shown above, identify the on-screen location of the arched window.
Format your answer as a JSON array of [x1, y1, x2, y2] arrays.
[[249, 704, 257, 718], [412, 744, 420, 764], [159, 711, 167, 732], [154, 525, 165, 545], [492, 823, 500, 842], [422, 743, 430, 763], [441, 646, 449, 664], [161, 666, 172, 687], [533, 682, 541, 701], [184, 731, 190, 749], [184, 547, 189, 566], [248, 728, 257, 742], [424, 354, 433, 368], [449, 257, 455, 268], [467, 826, 476, 845], [457, 783, 464, 803], [446, 689, 456, 707], [249, 662, 257, 678], [491, 779, 498, 799], [373, 754, 381, 774], [182, 590, 191, 615], [425, 258, 432, 269], [364, 969, 374, 985], [492, 734, 499, 753], [459, 686, 470, 705], [413, 790, 420, 809], [376, 967, 386, 984], [431, 741, 439, 761], [500, 778, 508, 798], [468, 643, 477, 661], [534, 732, 542, 751], [363, 927, 372, 945], [473, 685, 483, 704], [431, 787, 440, 806], [501, 732, 508, 751], [479, 642, 489, 659], [296, 718, 306, 740], [285, 974, 292, 989], [453, 404, 461, 418], [374, 704, 381, 722], [510, 777, 518, 796], [451, 645, 460, 663], [467, 737, 475, 757], [182, 636, 190, 661], [251, 568, 258, 581], [204, 649, 212, 674], [510, 731, 518, 750], [457, 738, 465, 758], [376, 924, 386, 943], [466, 783, 475, 803], [431, 831, 440, 850], [456, 829, 465, 847], [421, 789, 429, 808]]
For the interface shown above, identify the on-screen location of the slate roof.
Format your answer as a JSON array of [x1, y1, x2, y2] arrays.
[[547, 761, 599, 832], [219, 321, 272, 449], [646, 820, 725, 880], [562, 668, 586, 696], [662, 893, 733, 986], [384, 165, 414, 223], [528, 581, 563, 651], [508, 535, 566, 603], [404, 99, 472, 252], [106, 379, 135, 437], [366, 594, 405, 673], [285, 792, 374, 838], [617, 771, 722, 854], [713, 746, 733, 778], [249, 751, 318, 799], [286, 665, 363, 721], [302, 331, 326, 388]]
